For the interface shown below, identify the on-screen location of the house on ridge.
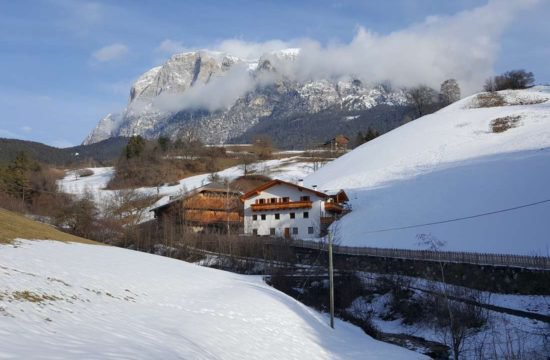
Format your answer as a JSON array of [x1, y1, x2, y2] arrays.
[[240, 179, 349, 239]]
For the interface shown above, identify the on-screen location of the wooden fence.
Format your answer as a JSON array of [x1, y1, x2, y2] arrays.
[[287, 239, 550, 270]]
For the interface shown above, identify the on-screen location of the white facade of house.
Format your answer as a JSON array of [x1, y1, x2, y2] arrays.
[[242, 183, 326, 239]]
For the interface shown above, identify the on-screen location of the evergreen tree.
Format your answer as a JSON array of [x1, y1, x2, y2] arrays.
[[365, 127, 380, 142], [125, 136, 146, 159]]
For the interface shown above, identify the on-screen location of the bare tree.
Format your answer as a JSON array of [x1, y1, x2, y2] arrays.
[[484, 69, 535, 92], [406, 85, 439, 118], [417, 233, 487, 360], [440, 79, 461, 105]]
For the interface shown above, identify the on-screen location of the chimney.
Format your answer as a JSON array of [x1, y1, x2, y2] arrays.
[[298, 179, 304, 186], [312, 185, 317, 190]]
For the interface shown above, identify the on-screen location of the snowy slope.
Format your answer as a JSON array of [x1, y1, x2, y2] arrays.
[[305, 88, 550, 255], [0, 240, 423, 359]]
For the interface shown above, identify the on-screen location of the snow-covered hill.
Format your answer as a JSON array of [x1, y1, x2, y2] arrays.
[[0, 240, 423, 359], [305, 87, 550, 255]]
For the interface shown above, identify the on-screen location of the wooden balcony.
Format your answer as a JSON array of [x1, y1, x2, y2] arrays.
[[324, 202, 344, 213], [184, 196, 241, 211], [183, 210, 242, 224], [251, 200, 313, 212]]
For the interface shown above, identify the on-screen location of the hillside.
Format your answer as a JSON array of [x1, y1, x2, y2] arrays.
[[0, 208, 98, 245], [305, 87, 550, 255], [0, 240, 423, 359], [0, 137, 128, 166]]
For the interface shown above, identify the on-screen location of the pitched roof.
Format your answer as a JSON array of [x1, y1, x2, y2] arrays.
[[150, 182, 242, 212], [240, 179, 329, 201]]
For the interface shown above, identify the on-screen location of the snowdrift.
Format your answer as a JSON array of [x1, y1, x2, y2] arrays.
[[0, 240, 423, 359], [306, 87, 550, 255]]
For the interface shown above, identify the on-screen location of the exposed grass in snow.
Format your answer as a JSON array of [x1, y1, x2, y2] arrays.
[[490, 115, 521, 133], [0, 208, 99, 245]]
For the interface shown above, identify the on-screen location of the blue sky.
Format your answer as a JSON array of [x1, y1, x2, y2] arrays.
[[0, 0, 548, 147]]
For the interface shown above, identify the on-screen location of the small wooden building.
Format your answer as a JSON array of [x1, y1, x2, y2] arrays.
[[323, 135, 350, 152], [151, 182, 243, 233]]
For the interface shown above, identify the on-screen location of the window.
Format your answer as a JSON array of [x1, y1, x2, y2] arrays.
[[270, 198, 277, 204], [252, 229, 258, 236], [270, 228, 276, 236], [275, 213, 280, 220], [292, 227, 298, 235], [252, 214, 257, 221], [303, 211, 309, 219], [261, 214, 266, 220], [282, 197, 290, 203], [290, 212, 295, 219], [300, 196, 310, 201], [308, 227, 314, 234]]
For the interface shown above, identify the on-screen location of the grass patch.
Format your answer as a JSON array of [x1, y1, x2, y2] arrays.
[[490, 115, 521, 133], [0, 208, 100, 245], [473, 92, 506, 108], [12, 290, 62, 303]]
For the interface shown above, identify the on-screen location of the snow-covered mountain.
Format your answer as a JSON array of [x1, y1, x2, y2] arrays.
[[305, 87, 550, 255], [0, 239, 424, 359], [84, 49, 408, 146]]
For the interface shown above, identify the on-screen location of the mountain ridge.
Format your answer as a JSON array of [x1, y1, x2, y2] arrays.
[[84, 49, 411, 147]]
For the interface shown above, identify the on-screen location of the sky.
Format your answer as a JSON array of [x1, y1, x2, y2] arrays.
[[0, 0, 549, 148]]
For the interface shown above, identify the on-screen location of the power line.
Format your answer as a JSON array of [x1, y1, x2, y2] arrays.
[[365, 198, 550, 234]]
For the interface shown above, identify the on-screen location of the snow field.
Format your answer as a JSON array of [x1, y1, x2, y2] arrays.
[[306, 88, 550, 255], [0, 240, 425, 359]]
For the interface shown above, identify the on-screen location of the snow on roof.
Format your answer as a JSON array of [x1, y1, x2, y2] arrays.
[[240, 179, 329, 200]]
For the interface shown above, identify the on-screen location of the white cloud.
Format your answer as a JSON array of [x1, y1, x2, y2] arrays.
[[0, 129, 18, 138], [278, 0, 541, 94], [215, 39, 294, 60], [92, 43, 128, 62], [157, 39, 188, 54], [20, 126, 32, 133], [149, 0, 540, 113], [50, 139, 75, 148]]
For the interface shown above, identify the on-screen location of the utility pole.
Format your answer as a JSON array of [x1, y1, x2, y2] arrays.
[[328, 230, 335, 329]]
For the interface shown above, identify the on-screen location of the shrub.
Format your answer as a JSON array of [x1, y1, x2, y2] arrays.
[[490, 115, 521, 133], [484, 69, 535, 91], [77, 169, 94, 177], [473, 92, 506, 108]]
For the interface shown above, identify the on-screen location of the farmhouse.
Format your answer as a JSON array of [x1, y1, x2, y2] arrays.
[[151, 182, 243, 233], [240, 179, 349, 238], [323, 134, 350, 152]]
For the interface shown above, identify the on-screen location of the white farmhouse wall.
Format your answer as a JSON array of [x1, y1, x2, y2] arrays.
[[243, 184, 325, 239]]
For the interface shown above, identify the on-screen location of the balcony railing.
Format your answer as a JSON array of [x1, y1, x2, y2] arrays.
[[183, 210, 243, 224], [324, 202, 344, 213], [251, 200, 313, 212]]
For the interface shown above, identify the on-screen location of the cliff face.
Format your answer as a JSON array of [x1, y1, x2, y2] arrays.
[[83, 49, 408, 147]]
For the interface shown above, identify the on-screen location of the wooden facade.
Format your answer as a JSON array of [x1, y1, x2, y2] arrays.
[[152, 182, 243, 233]]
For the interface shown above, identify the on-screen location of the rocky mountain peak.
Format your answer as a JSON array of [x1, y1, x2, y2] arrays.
[[83, 48, 409, 147]]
